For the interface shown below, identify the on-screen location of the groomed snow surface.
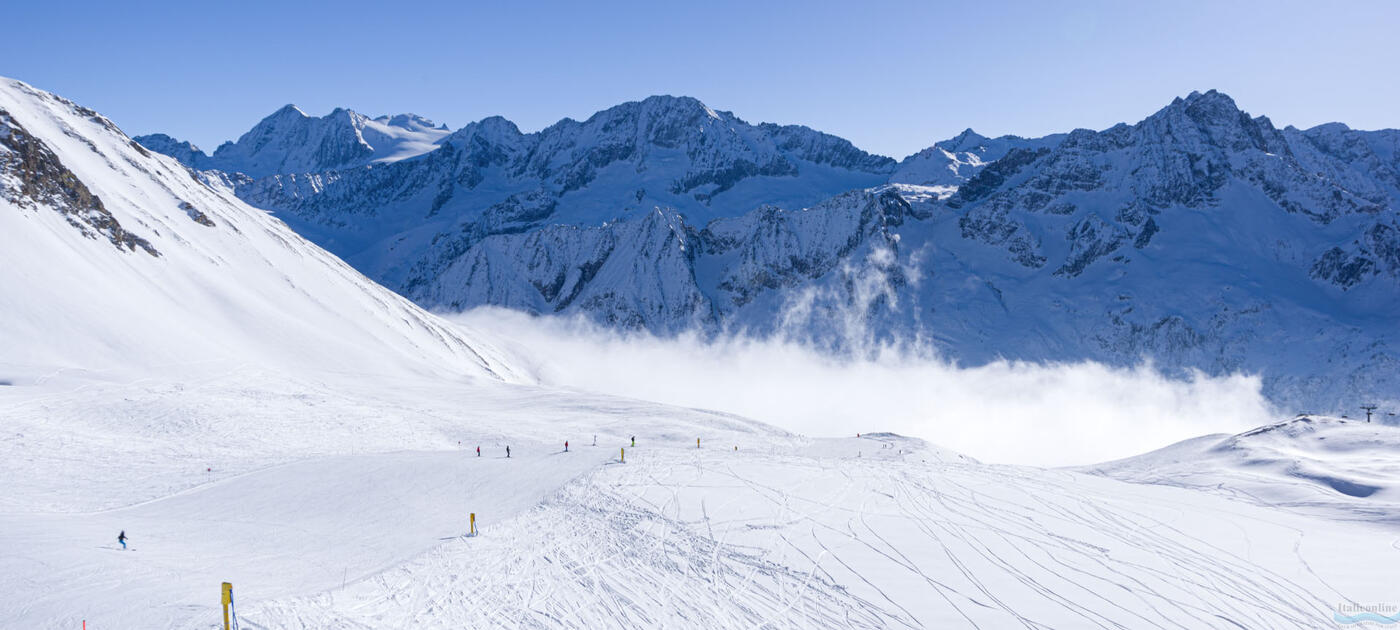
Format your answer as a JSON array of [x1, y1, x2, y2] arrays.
[[3, 370, 1398, 628]]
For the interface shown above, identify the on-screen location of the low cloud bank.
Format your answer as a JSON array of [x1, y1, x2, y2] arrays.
[[453, 308, 1277, 467]]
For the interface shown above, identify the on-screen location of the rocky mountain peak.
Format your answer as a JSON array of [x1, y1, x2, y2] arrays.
[[446, 115, 525, 144], [260, 103, 310, 126], [1138, 89, 1286, 154], [936, 128, 990, 153], [131, 133, 212, 169]]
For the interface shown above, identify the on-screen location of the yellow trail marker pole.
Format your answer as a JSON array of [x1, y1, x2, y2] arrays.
[[221, 582, 233, 630], [621, 447, 625, 463], [697, 438, 700, 448], [470, 512, 476, 536]]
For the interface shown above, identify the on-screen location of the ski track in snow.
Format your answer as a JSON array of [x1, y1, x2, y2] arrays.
[[5, 371, 1394, 629], [2, 376, 1396, 628], [239, 437, 1393, 629]]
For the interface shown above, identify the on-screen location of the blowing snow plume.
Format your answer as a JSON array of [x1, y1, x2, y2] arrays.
[[452, 308, 1277, 467]]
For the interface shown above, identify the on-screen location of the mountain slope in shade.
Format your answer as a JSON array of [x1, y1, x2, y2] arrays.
[[137, 90, 1400, 412], [0, 77, 520, 382], [141, 95, 897, 287], [395, 92, 1400, 411]]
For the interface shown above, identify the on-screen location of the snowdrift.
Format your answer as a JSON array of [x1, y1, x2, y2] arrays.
[[1085, 415, 1400, 524]]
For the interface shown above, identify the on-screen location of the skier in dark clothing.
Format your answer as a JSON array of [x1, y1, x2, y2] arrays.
[[631, 436, 636, 447], [117, 531, 127, 550], [506, 446, 511, 458]]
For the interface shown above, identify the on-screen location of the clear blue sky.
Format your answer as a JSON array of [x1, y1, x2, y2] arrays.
[[6, 0, 1398, 159]]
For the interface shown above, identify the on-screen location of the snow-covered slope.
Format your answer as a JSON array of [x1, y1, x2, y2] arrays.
[[248, 435, 1397, 628], [1085, 416, 1400, 525], [8, 406, 1397, 628], [0, 78, 516, 382]]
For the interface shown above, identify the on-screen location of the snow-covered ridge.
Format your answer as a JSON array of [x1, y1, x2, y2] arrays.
[[0, 76, 520, 382], [135, 105, 451, 178], [889, 127, 1067, 187]]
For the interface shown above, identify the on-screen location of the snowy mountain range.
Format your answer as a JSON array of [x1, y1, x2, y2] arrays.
[[136, 90, 1400, 411], [137, 106, 450, 177], [6, 76, 1400, 629]]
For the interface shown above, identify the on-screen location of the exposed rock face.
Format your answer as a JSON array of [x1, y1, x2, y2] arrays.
[[179, 200, 216, 227], [405, 188, 912, 335], [1, 109, 158, 256]]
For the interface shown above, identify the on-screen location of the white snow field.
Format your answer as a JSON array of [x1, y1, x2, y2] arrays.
[[0, 371, 789, 629], [2, 76, 1399, 629], [1086, 415, 1400, 526]]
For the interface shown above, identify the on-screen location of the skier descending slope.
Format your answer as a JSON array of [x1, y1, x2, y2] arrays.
[[506, 446, 511, 458], [476, 446, 480, 457], [117, 531, 127, 550], [564, 441, 569, 452]]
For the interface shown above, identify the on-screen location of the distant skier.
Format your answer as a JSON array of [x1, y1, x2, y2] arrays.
[[117, 530, 127, 550], [630, 436, 636, 447], [476, 446, 481, 457], [506, 445, 511, 458], [565, 441, 569, 452], [592, 435, 597, 446]]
